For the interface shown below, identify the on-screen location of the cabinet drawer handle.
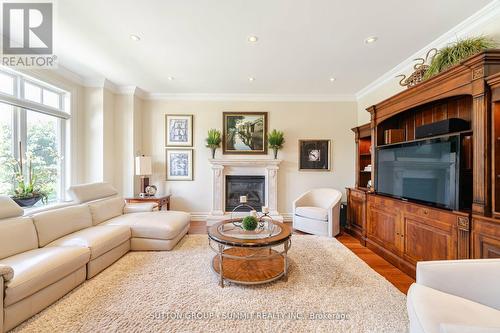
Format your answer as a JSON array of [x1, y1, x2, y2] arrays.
[[423, 209, 428, 215]]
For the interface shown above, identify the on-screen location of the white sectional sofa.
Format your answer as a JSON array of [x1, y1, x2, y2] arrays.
[[407, 259, 500, 333], [0, 183, 190, 332]]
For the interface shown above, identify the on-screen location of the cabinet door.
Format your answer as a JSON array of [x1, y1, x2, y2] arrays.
[[348, 195, 364, 230], [403, 216, 456, 264], [472, 217, 500, 258], [366, 202, 402, 254]]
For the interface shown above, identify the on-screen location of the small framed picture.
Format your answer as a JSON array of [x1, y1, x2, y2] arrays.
[[299, 140, 331, 171], [165, 114, 193, 147], [166, 149, 193, 181]]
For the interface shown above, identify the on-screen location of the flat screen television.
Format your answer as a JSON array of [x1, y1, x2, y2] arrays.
[[375, 135, 461, 210]]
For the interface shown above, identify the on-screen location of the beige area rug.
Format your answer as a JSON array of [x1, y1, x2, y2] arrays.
[[13, 235, 408, 333]]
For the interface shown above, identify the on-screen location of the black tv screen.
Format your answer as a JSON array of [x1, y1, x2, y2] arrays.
[[375, 135, 460, 210]]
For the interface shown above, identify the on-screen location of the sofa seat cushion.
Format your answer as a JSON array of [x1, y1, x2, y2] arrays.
[[46, 226, 131, 260], [102, 211, 190, 240], [0, 247, 90, 306], [407, 284, 500, 333], [295, 206, 328, 221]]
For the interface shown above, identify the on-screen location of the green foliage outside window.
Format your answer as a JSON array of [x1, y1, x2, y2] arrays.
[[0, 119, 60, 203]]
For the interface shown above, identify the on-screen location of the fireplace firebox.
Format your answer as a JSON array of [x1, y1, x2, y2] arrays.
[[225, 175, 265, 212]]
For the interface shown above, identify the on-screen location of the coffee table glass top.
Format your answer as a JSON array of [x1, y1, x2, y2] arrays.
[[218, 219, 282, 240]]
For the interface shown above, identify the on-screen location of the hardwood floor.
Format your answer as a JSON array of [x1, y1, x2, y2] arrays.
[[188, 221, 414, 294]]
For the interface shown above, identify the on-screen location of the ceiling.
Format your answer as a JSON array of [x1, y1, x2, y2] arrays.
[[55, 0, 494, 96]]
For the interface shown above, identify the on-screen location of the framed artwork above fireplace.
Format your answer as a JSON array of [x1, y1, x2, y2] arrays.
[[223, 112, 268, 154]]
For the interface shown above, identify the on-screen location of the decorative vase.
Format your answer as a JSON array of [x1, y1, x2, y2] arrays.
[[12, 195, 42, 207], [211, 147, 217, 159], [273, 148, 278, 159]]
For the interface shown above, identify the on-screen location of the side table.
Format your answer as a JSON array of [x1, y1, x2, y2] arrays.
[[125, 194, 171, 211]]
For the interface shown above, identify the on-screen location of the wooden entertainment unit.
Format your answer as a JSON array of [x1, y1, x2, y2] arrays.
[[346, 50, 500, 277]]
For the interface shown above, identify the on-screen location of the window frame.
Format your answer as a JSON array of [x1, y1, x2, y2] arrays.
[[0, 67, 70, 202]]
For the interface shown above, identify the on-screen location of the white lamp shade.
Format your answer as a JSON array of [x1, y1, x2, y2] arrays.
[[135, 156, 152, 176]]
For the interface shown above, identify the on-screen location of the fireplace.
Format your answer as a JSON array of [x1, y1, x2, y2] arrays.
[[225, 175, 265, 212], [207, 158, 282, 225]]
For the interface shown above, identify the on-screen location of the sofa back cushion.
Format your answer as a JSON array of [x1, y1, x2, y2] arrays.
[[0, 217, 38, 260], [68, 182, 118, 203], [88, 197, 125, 225], [32, 204, 93, 247], [0, 196, 23, 219]]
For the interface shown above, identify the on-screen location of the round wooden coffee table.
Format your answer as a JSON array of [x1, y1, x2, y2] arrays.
[[208, 219, 292, 287]]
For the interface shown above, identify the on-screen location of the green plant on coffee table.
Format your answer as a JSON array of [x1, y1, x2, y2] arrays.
[[206, 129, 222, 159], [242, 215, 258, 231], [424, 36, 496, 80], [268, 129, 285, 159]]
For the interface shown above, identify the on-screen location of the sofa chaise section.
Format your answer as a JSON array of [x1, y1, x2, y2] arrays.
[[32, 204, 131, 278], [0, 198, 90, 333], [101, 211, 190, 250], [72, 182, 190, 251]]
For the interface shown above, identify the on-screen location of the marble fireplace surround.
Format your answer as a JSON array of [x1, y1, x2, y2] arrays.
[[207, 158, 283, 225]]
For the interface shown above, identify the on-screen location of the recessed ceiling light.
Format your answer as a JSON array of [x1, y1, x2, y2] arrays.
[[247, 35, 258, 43], [364, 36, 378, 44], [248, 77, 255, 82], [329, 77, 336, 82], [130, 34, 141, 41], [167, 76, 174, 81]]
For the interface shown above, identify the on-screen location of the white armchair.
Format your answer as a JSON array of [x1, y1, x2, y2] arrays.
[[292, 188, 342, 237], [407, 259, 500, 333]]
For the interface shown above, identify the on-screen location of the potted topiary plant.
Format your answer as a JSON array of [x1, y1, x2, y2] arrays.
[[268, 129, 285, 159], [206, 129, 222, 159], [8, 145, 50, 207]]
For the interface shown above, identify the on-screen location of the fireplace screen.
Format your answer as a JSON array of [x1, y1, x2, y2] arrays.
[[225, 175, 265, 212]]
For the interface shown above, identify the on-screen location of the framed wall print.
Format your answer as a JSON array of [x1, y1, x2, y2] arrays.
[[166, 149, 193, 180], [223, 112, 268, 154], [165, 114, 193, 147], [298, 140, 331, 171]]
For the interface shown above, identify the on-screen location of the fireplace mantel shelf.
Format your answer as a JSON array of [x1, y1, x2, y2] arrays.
[[208, 158, 282, 167]]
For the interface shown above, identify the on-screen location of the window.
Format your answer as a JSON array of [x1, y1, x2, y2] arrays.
[[0, 72, 14, 95], [0, 103, 13, 195], [0, 68, 70, 204]]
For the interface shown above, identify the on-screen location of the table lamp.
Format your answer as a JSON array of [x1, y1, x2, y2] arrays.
[[135, 155, 152, 196]]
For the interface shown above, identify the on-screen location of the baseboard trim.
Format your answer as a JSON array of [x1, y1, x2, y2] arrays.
[[189, 212, 293, 222]]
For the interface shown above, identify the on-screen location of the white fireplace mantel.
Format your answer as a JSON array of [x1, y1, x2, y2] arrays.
[[207, 158, 283, 225], [208, 158, 282, 167]]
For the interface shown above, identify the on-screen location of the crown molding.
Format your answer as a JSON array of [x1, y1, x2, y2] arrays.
[[145, 93, 356, 102], [114, 86, 148, 99], [52, 65, 85, 86], [355, 0, 500, 100]]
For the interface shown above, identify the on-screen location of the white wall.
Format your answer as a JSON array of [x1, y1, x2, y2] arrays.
[[142, 100, 357, 217], [113, 92, 144, 196]]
